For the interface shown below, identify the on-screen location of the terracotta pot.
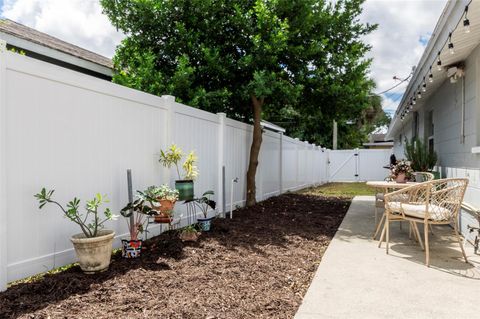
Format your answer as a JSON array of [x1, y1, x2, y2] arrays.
[[395, 172, 406, 183], [70, 230, 115, 274], [154, 211, 173, 223], [158, 199, 176, 213], [179, 231, 199, 242]]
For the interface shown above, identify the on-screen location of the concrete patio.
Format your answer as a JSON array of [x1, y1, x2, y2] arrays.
[[295, 196, 480, 319]]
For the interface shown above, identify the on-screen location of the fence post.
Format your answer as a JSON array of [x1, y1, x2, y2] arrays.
[[0, 40, 8, 291], [217, 113, 226, 216], [326, 148, 330, 183], [279, 132, 283, 194], [294, 138, 300, 188]]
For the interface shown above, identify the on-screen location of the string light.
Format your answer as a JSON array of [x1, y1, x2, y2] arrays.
[[436, 51, 442, 71], [397, 4, 473, 124], [464, 5, 471, 33], [448, 32, 455, 54]]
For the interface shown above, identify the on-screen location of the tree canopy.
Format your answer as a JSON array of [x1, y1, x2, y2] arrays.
[[101, 0, 380, 204]]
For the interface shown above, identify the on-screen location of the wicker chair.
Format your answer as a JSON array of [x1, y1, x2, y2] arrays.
[[374, 176, 392, 231], [382, 178, 469, 266], [374, 172, 435, 239]]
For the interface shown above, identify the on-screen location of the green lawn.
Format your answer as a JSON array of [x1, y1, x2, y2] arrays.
[[300, 182, 376, 199]]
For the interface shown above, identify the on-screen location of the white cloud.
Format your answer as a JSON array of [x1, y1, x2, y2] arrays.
[[360, 0, 447, 112], [1, 0, 124, 58]]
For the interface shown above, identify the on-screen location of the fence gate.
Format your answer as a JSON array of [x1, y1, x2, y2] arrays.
[[327, 148, 391, 182]]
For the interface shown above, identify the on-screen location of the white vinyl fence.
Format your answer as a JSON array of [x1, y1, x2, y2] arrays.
[[0, 44, 390, 291], [326, 149, 392, 182]]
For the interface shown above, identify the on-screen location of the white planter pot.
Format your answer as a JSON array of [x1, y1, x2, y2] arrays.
[[70, 229, 115, 274]]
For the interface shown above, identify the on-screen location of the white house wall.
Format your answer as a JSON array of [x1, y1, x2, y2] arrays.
[[392, 44, 480, 236]]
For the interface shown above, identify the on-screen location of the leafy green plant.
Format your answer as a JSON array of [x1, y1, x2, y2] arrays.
[[159, 144, 183, 179], [183, 152, 199, 180], [404, 137, 437, 172], [121, 197, 157, 241], [157, 184, 179, 201], [185, 190, 216, 218], [34, 188, 117, 238], [159, 144, 199, 180], [181, 224, 199, 234]]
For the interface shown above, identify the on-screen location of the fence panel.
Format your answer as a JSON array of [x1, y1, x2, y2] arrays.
[[0, 48, 387, 290], [327, 149, 392, 182], [357, 149, 391, 181]]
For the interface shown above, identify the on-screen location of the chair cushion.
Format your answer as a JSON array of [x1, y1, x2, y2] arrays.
[[387, 202, 451, 221]]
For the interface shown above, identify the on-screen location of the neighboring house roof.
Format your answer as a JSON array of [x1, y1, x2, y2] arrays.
[[0, 19, 113, 78], [368, 133, 388, 143], [386, 0, 477, 139], [362, 141, 394, 148]]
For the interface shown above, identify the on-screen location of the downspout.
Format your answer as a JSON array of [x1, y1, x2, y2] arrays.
[[461, 76, 466, 144]]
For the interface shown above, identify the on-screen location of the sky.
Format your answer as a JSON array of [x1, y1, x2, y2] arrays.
[[0, 0, 448, 114]]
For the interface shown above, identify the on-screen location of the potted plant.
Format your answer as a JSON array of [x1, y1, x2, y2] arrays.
[[390, 160, 413, 183], [185, 190, 216, 231], [179, 224, 200, 242], [138, 185, 179, 223], [120, 197, 157, 258], [404, 137, 438, 180], [34, 188, 117, 273], [155, 184, 179, 223], [159, 144, 199, 200]]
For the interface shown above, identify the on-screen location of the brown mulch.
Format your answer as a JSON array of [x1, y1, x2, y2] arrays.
[[0, 193, 350, 319]]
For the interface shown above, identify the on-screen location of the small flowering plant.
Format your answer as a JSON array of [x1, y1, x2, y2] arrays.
[[157, 184, 179, 202], [390, 159, 413, 180]]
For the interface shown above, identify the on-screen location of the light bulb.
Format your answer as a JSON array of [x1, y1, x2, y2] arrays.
[[448, 42, 455, 55], [464, 18, 471, 33], [417, 91, 422, 99], [429, 73, 433, 83], [437, 59, 442, 71]]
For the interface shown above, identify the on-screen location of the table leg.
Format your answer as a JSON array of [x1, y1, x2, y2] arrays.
[[373, 213, 385, 240]]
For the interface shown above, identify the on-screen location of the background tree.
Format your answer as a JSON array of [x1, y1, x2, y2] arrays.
[[101, 0, 377, 206]]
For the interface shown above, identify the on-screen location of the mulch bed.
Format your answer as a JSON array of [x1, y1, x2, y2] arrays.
[[0, 193, 350, 319]]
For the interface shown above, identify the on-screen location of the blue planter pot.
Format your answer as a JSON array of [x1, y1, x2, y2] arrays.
[[197, 217, 214, 232]]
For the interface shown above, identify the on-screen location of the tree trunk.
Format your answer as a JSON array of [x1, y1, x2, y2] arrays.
[[246, 95, 264, 207]]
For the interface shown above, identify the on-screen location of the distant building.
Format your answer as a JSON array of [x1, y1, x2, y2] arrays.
[[363, 133, 394, 149], [0, 19, 112, 80]]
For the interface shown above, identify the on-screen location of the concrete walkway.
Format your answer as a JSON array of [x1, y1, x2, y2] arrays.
[[295, 196, 480, 319]]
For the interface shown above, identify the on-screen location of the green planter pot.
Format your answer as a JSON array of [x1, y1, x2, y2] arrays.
[[175, 180, 194, 201], [431, 171, 441, 180]]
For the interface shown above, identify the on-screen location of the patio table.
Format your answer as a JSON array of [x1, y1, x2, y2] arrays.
[[366, 181, 418, 240]]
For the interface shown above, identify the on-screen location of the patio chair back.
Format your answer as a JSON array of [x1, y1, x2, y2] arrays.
[[427, 178, 468, 221]]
